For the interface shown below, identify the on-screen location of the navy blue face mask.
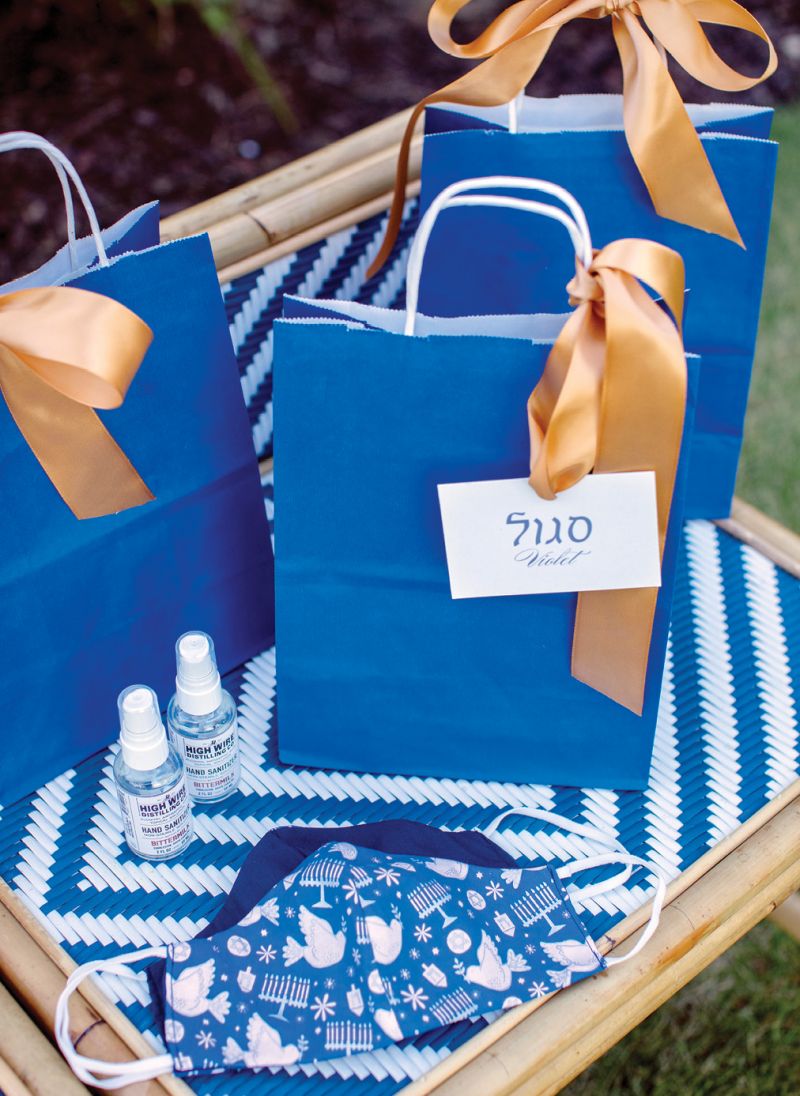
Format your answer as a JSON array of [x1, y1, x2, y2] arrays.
[[56, 810, 665, 1088]]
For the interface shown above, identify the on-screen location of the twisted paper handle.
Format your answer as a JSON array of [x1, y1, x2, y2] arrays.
[[0, 132, 154, 518]]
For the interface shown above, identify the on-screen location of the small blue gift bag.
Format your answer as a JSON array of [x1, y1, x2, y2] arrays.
[[0, 135, 274, 803], [415, 97, 777, 520], [273, 179, 698, 791]]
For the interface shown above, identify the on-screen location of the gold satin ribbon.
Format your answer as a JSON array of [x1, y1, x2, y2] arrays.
[[0, 286, 155, 519], [530, 237, 686, 713], [367, 0, 776, 277]]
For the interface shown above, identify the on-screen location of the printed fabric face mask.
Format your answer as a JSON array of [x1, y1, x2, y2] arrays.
[[56, 809, 666, 1088]]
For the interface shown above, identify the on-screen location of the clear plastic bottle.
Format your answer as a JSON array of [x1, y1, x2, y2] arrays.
[[167, 631, 241, 803], [113, 685, 193, 861]]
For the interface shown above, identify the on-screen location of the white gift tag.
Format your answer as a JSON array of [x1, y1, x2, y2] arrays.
[[437, 472, 661, 599]]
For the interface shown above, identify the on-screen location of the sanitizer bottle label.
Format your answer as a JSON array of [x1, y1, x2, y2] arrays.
[[173, 720, 240, 801], [117, 778, 193, 859]]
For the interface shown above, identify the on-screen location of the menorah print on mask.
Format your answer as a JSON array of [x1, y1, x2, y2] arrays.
[[153, 841, 610, 1076], [56, 810, 666, 1088]]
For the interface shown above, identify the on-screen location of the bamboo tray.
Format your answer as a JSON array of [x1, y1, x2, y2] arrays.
[[1, 117, 798, 1096]]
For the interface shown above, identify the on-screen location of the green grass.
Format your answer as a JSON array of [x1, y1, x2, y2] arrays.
[[736, 102, 800, 529], [565, 922, 800, 1094], [565, 104, 800, 1094]]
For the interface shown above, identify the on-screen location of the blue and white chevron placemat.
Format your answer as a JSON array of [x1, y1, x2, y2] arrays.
[[222, 198, 419, 460], [0, 203, 797, 1096]]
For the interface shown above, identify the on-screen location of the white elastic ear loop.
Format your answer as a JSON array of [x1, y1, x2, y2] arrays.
[[484, 806, 633, 900], [0, 131, 109, 268], [403, 175, 593, 336], [484, 806, 626, 849], [558, 852, 667, 966], [55, 945, 172, 1090], [486, 807, 666, 962]]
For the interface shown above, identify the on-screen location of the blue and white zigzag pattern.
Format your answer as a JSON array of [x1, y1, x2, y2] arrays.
[[222, 199, 418, 460]]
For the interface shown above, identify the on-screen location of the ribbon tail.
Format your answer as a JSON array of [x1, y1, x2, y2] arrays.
[[366, 100, 426, 281], [573, 588, 659, 714], [0, 347, 154, 519], [366, 27, 559, 279], [614, 9, 743, 246], [571, 269, 687, 713]]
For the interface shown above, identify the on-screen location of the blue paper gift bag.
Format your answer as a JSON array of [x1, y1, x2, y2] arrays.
[[0, 161, 274, 803], [272, 186, 699, 791], [417, 96, 777, 519]]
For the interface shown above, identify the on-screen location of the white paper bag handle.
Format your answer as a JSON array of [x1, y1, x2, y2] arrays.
[[508, 92, 525, 134], [0, 131, 109, 269], [404, 175, 593, 336]]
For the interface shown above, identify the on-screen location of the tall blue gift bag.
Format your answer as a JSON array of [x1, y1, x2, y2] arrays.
[[416, 97, 777, 520], [369, 3, 778, 519], [0, 135, 274, 803], [272, 179, 699, 791]]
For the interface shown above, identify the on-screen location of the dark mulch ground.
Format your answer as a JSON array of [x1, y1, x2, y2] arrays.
[[1, 0, 799, 282]]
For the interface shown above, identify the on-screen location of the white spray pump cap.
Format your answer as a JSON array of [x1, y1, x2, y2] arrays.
[[118, 685, 169, 771], [175, 631, 223, 716]]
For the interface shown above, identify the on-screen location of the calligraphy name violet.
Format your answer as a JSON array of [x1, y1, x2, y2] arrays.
[[506, 512, 593, 569]]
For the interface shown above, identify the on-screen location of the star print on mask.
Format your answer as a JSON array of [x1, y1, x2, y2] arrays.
[[153, 843, 605, 1074], [57, 809, 667, 1087]]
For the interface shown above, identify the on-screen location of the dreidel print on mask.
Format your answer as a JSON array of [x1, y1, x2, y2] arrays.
[[167, 631, 241, 803], [55, 812, 669, 1088], [237, 965, 256, 993], [113, 685, 193, 861], [347, 984, 365, 1016]]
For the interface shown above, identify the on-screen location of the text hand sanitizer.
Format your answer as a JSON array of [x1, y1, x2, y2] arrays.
[[114, 685, 193, 861], [167, 631, 241, 803]]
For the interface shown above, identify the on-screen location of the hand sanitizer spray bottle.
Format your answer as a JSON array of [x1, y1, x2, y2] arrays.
[[167, 631, 240, 803], [114, 685, 193, 861]]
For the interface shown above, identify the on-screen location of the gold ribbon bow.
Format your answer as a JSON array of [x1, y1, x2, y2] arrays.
[[368, 0, 776, 278], [531, 236, 686, 712], [0, 286, 155, 519]]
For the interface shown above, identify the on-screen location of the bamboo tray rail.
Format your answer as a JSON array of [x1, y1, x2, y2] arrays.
[[0, 878, 193, 1096], [0, 974, 89, 1096], [161, 109, 421, 277], [5, 124, 799, 1095]]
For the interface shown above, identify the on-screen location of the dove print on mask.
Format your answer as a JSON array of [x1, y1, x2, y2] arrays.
[[364, 910, 403, 965], [283, 906, 346, 968], [464, 931, 531, 992], [57, 812, 667, 1088], [425, 857, 469, 880], [150, 843, 608, 1077], [542, 939, 607, 988], [222, 1014, 300, 1069], [165, 958, 231, 1023]]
